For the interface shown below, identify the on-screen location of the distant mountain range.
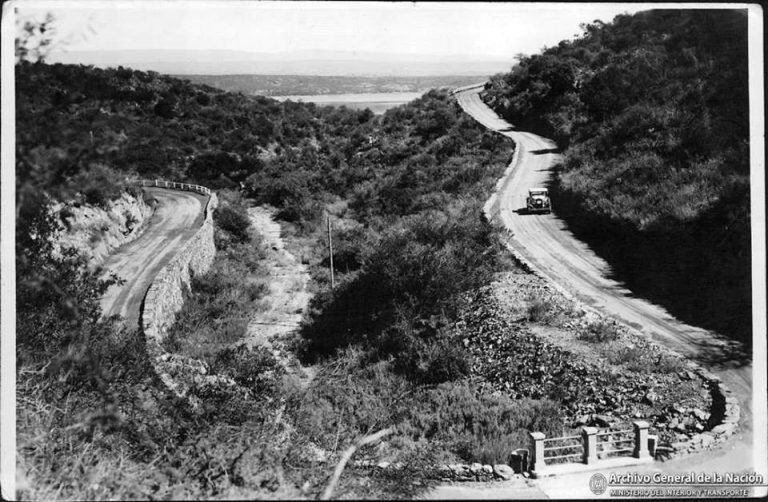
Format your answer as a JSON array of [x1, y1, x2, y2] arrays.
[[46, 49, 513, 76]]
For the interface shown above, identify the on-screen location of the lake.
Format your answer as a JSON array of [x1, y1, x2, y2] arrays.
[[271, 91, 425, 114]]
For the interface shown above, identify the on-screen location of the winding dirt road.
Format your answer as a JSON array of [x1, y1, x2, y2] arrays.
[[99, 188, 207, 325], [453, 87, 757, 478]]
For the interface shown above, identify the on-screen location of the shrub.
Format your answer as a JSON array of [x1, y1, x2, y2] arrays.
[[604, 344, 685, 374], [125, 184, 143, 199], [604, 344, 646, 370], [154, 95, 177, 119], [395, 335, 470, 385], [214, 204, 252, 244], [209, 345, 285, 397], [469, 435, 522, 465], [578, 319, 621, 343], [653, 353, 685, 374], [287, 352, 413, 448], [195, 92, 211, 106], [401, 383, 564, 464], [527, 297, 556, 322], [72, 164, 123, 208]]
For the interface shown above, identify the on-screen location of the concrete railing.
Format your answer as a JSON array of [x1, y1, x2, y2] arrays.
[[529, 422, 652, 477], [450, 82, 487, 95], [136, 179, 212, 195]]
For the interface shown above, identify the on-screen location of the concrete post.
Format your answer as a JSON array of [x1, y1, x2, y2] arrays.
[[647, 435, 658, 458], [633, 421, 650, 458], [528, 432, 545, 472], [581, 427, 598, 464]]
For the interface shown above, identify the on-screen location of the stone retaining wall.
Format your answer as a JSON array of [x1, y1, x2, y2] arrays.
[[667, 362, 740, 456], [352, 460, 518, 482], [139, 187, 237, 404]]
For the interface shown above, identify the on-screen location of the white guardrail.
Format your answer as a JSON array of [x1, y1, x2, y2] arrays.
[[135, 179, 212, 196], [450, 82, 487, 95]]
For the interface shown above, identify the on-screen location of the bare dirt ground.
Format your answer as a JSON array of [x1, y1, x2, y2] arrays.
[[240, 206, 314, 384], [99, 188, 207, 326], [439, 88, 758, 497]]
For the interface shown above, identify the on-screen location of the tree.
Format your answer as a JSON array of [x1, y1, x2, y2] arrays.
[[15, 12, 57, 63]]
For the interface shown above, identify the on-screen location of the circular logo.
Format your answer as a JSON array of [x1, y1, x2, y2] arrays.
[[589, 473, 608, 495]]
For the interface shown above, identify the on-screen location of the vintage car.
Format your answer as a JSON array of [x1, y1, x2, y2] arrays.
[[526, 187, 551, 214]]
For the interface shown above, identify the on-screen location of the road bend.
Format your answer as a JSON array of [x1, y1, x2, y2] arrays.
[[454, 87, 755, 476], [99, 187, 208, 326]]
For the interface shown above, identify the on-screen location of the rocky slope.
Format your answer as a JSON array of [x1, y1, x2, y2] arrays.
[[52, 189, 154, 267], [458, 269, 716, 449]]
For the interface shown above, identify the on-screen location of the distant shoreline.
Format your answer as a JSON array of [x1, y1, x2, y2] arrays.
[[269, 91, 427, 114], [178, 74, 487, 99], [271, 91, 426, 103]]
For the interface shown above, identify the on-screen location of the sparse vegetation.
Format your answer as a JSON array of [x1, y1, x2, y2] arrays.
[[577, 319, 621, 343]]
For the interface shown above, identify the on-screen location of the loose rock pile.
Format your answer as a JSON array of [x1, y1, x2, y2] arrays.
[[351, 460, 519, 482], [453, 271, 729, 455]]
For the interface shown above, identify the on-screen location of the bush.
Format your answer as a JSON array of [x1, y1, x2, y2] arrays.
[[287, 352, 414, 448], [72, 164, 123, 208], [195, 92, 211, 106], [209, 345, 285, 396], [214, 204, 252, 244], [577, 319, 621, 343], [401, 383, 564, 464], [604, 344, 685, 374], [395, 335, 470, 385], [154, 95, 177, 118], [526, 297, 556, 322]]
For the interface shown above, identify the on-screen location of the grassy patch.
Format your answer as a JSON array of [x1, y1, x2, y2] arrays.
[[163, 191, 270, 362]]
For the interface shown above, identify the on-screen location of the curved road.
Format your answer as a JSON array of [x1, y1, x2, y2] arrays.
[[454, 88, 757, 476], [100, 187, 207, 325]]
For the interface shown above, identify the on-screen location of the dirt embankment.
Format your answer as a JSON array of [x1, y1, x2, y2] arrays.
[[53, 190, 154, 266]]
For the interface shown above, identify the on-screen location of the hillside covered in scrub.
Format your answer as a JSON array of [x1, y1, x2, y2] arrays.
[[481, 9, 751, 344], [15, 61, 528, 498], [16, 56, 716, 499]]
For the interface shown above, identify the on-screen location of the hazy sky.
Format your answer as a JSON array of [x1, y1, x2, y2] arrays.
[[17, 1, 649, 59]]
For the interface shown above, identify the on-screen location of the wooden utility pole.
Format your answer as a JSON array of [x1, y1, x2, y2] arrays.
[[327, 214, 335, 289]]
